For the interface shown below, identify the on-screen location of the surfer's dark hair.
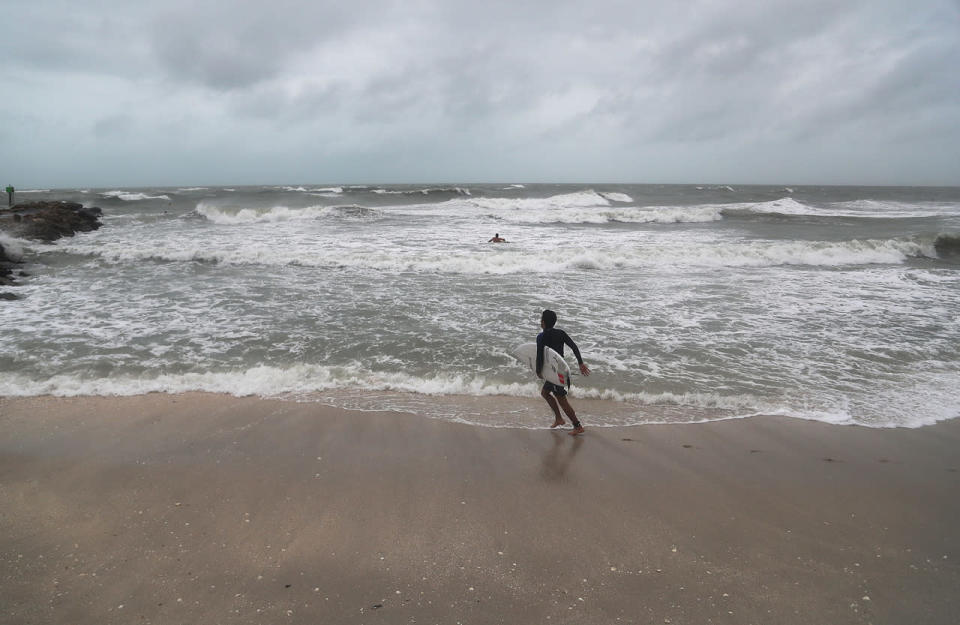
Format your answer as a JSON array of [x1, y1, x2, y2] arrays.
[[541, 309, 557, 328]]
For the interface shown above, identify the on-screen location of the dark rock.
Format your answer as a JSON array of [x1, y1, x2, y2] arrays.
[[0, 292, 19, 300], [0, 200, 103, 288], [0, 241, 15, 285], [0, 201, 103, 242]]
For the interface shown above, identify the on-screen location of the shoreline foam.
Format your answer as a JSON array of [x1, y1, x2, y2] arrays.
[[1, 381, 955, 429]]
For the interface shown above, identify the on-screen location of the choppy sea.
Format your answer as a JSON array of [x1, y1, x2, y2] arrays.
[[2, 183, 959, 428]]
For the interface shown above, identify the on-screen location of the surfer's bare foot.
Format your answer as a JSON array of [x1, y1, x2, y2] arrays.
[[551, 418, 566, 428], [568, 426, 585, 436]]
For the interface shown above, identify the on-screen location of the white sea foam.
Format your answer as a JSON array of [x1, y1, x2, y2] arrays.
[[436, 191, 724, 224], [194, 202, 380, 224], [2, 365, 950, 428], [101, 190, 171, 201], [358, 190, 623, 222], [0, 232, 27, 260], [829, 199, 960, 218], [373, 187, 471, 196], [0, 365, 534, 401], [491, 204, 725, 224], [50, 233, 938, 273], [708, 237, 929, 267], [464, 190, 610, 211], [745, 197, 819, 215], [732, 197, 960, 219], [425, 187, 470, 195]]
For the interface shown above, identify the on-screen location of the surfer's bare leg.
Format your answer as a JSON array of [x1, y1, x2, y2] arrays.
[[541, 386, 565, 427], [557, 396, 584, 435]]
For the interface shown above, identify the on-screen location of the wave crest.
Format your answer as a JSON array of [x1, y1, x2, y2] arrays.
[[0, 232, 27, 261], [51, 234, 945, 272], [101, 191, 171, 201], [373, 187, 471, 196], [4, 365, 945, 428], [195, 202, 382, 224]]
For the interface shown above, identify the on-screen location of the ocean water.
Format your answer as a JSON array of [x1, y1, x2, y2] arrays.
[[2, 183, 959, 429]]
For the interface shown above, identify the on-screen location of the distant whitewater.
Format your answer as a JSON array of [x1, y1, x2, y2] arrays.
[[3, 183, 959, 429]]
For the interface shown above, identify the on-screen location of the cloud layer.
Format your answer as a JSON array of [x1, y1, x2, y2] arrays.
[[2, 0, 958, 186]]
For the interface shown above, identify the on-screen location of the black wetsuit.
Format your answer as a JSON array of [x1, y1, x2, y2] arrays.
[[536, 327, 584, 393]]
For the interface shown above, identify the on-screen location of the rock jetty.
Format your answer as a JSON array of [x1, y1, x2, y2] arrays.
[[0, 201, 103, 294]]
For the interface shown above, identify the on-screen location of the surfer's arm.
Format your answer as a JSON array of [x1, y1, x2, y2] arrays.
[[535, 334, 544, 376], [562, 332, 591, 375], [561, 331, 584, 365]]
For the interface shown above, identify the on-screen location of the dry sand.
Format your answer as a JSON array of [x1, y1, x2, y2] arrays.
[[1, 393, 959, 624]]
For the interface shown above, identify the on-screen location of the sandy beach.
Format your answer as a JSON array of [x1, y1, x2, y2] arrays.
[[1, 393, 958, 625]]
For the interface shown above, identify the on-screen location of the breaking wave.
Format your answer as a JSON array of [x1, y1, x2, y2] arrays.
[[100, 190, 172, 202], [828, 199, 960, 218], [194, 202, 382, 224], [276, 186, 344, 195], [599, 192, 634, 203], [372, 187, 472, 196], [463, 190, 609, 211], [2, 364, 950, 428], [724, 197, 960, 219], [50, 234, 947, 273], [0, 232, 27, 261], [491, 204, 725, 224]]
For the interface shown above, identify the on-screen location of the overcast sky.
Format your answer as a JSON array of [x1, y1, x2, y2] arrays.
[[2, 0, 958, 188]]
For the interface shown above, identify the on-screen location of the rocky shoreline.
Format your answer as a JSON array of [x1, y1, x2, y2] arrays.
[[0, 201, 103, 296]]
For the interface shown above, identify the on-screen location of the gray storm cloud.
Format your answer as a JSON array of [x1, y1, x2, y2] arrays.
[[1, 0, 958, 186]]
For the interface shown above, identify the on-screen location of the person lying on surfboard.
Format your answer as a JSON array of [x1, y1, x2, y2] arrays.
[[537, 309, 591, 435], [488, 233, 507, 242]]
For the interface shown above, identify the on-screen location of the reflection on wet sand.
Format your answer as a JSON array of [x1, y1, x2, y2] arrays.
[[540, 430, 584, 481]]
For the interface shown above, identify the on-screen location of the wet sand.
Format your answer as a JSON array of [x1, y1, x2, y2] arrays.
[[1, 393, 959, 624]]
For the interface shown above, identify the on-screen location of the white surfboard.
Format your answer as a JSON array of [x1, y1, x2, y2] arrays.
[[514, 342, 572, 389]]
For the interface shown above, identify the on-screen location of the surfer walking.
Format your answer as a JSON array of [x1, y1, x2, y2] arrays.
[[537, 309, 590, 435]]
